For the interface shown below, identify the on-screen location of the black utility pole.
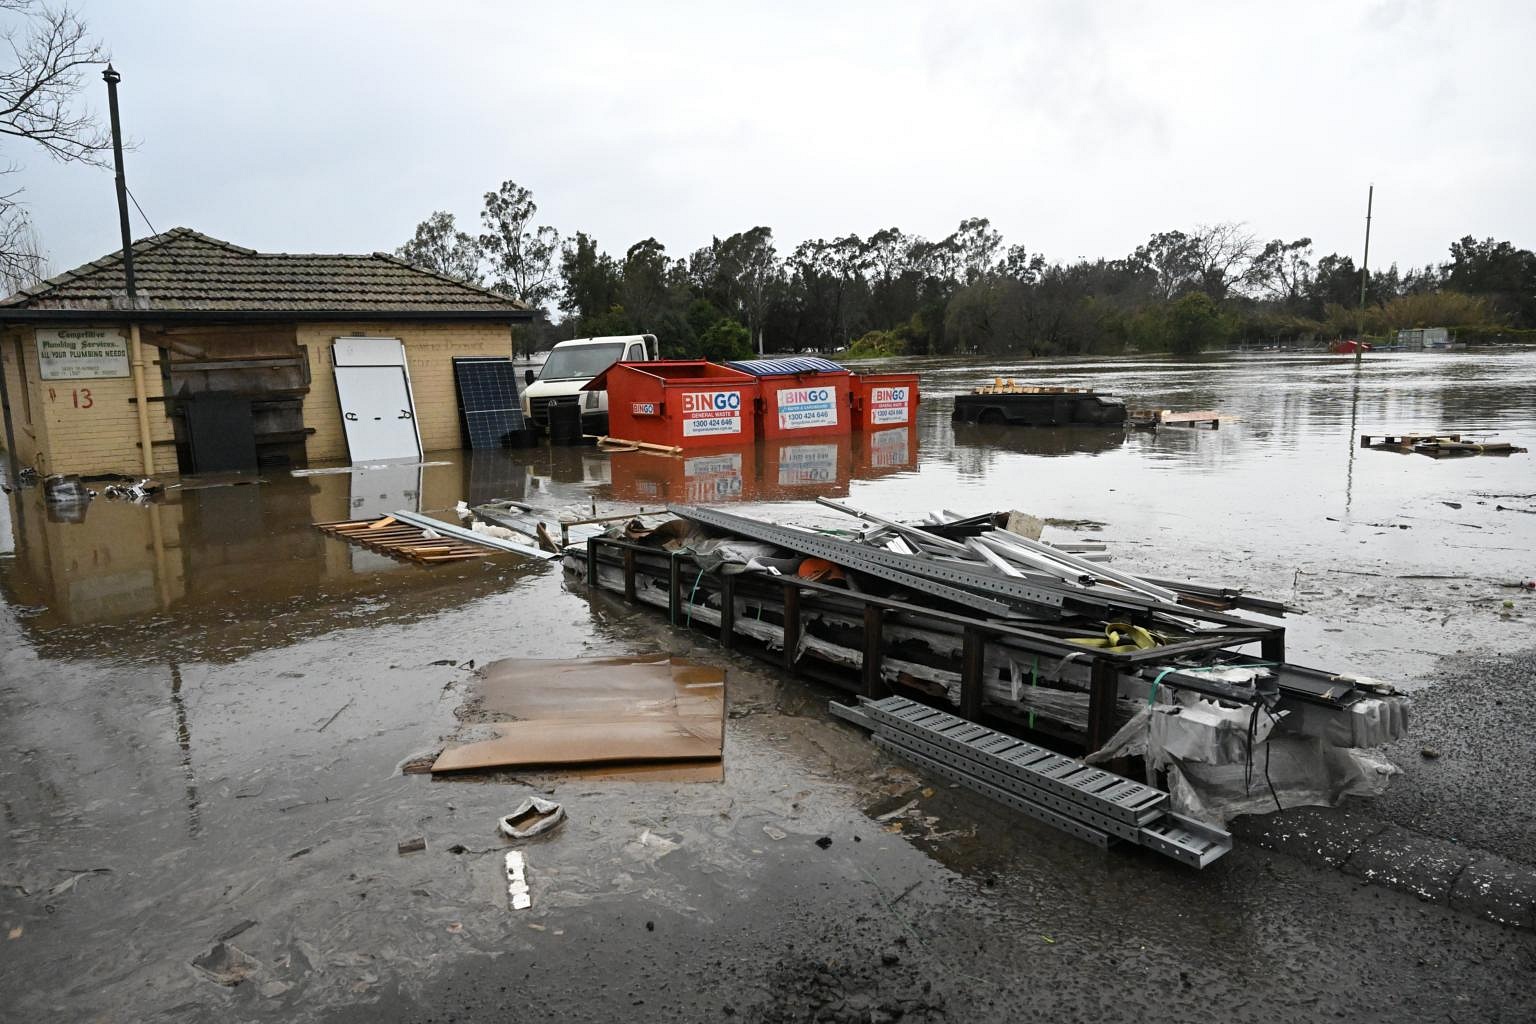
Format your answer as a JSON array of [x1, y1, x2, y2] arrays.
[[103, 64, 155, 475], [1355, 184, 1373, 364], [102, 64, 136, 303]]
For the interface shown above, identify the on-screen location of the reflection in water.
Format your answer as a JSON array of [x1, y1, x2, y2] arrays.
[[0, 453, 553, 660], [169, 662, 202, 839], [1345, 364, 1363, 514], [949, 421, 1127, 457], [602, 428, 920, 505]]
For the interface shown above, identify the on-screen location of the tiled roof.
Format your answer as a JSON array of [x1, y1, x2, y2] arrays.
[[1, 227, 529, 315]]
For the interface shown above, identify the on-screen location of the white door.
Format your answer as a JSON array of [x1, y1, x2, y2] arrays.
[[334, 365, 422, 462]]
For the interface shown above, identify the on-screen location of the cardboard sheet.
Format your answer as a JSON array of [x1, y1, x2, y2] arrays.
[[431, 656, 725, 776]]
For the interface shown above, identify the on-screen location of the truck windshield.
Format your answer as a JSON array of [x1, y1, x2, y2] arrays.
[[538, 343, 627, 381]]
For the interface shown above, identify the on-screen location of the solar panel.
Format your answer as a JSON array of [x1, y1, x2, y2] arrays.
[[453, 357, 527, 448]]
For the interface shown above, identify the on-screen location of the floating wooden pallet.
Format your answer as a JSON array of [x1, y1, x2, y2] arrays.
[[314, 516, 500, 564], [1360, 432, 1461, 448], [1129, 409, 1227, 429], [1414, 439, 1526, 456]]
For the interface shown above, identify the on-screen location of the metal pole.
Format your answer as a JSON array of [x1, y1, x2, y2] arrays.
[[1355, 184, 1373, 365], [103, 65, 156, 475], [103, 66, 136, 302]]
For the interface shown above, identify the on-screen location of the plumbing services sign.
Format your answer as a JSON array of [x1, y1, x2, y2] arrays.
[[681, 390, 743, 437], [777, 386, 838, 430], [37, 328, 131, 381], [869, 386, 910, 425]]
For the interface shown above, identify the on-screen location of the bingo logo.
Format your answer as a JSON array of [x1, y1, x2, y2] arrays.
[[781, 388, 832, 406], [682, 391, 741, 413], [872, 387, 908, 404]]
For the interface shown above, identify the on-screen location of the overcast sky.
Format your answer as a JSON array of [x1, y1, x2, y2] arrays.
[[12, 0, 1534, 277]]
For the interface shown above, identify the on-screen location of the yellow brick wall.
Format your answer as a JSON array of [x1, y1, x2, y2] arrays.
[[0, 328, 42, 467], [30, 327, 175, 478], [299, 322, 514, 462], [3, 326, 174, 478], [5, 320, 513, 476]]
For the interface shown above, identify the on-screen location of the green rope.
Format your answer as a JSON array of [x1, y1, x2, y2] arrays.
[[685, 567, 706, 627], [1148, 667, 1177, 706]]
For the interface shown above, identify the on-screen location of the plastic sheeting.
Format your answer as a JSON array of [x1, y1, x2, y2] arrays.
[[1087, 692, 1398, 826]]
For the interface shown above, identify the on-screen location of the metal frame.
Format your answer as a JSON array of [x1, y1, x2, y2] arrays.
[[581, 535, 1291, 753]]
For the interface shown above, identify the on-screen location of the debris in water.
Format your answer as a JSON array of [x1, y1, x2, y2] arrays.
[[397, 836, 427, 855], [47, 868, 111, 897], [191, 942, 260, 986], [497, 796, 565, 839], [216, 919, 257, 942], [505, 851, 531, 910]]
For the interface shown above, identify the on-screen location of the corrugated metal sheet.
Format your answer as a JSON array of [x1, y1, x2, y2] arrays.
[[724, 357, 849, 376]]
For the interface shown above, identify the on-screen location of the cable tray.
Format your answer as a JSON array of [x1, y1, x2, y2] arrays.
[[850, 695, 1231, 868]]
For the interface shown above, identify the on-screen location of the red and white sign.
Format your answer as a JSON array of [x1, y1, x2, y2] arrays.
[[681, 390, 743, 437], [777, 387, 838, 430], [631, 402, 658, 416], [869, 386, 910, 425]]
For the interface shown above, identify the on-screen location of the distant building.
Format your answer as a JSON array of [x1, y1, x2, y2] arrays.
[[1395, 327, 1452, 350], [0, 228, 530, 477]]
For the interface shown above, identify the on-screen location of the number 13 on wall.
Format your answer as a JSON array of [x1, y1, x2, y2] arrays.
[[46, 387, 93, 408]]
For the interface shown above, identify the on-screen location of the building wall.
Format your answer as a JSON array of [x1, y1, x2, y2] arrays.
[[3, 319, 513, 477], [1, 326, 175, 478], [299, 322, 514, 461], [0, 327, 42, 467]]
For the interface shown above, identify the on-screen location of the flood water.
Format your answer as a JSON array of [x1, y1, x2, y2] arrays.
[[1, 350, 1534, 1022], [3, 350, 1531, 680]]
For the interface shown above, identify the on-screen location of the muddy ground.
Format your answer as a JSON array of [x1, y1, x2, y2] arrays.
[[2, 351, 1534, 1021]]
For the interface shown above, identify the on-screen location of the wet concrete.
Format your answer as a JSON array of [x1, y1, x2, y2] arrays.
[[2, 351, 1535, 1020]]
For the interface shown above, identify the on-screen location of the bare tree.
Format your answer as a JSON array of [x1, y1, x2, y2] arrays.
[[1189, 222, 1263, 301], [0, 1, 110, 284], [0, 208, 46, 294]]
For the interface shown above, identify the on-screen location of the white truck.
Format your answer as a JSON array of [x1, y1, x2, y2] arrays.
[[521, 334, 657, 436]]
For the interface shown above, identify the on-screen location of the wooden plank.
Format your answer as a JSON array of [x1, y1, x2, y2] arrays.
[[431, 719, 722, 773], [591, 435, 682, 455]]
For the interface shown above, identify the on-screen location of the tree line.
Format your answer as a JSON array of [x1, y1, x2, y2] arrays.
[[401, 182, 1536, 359]]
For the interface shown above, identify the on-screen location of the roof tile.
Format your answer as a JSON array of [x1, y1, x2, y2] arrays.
[[1, 227, 528, 315]]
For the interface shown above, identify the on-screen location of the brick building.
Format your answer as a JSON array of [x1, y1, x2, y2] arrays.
[[0, 228, 531, 477]]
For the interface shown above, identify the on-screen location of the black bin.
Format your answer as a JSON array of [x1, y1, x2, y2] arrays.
[[547, 401, 584, 446]]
